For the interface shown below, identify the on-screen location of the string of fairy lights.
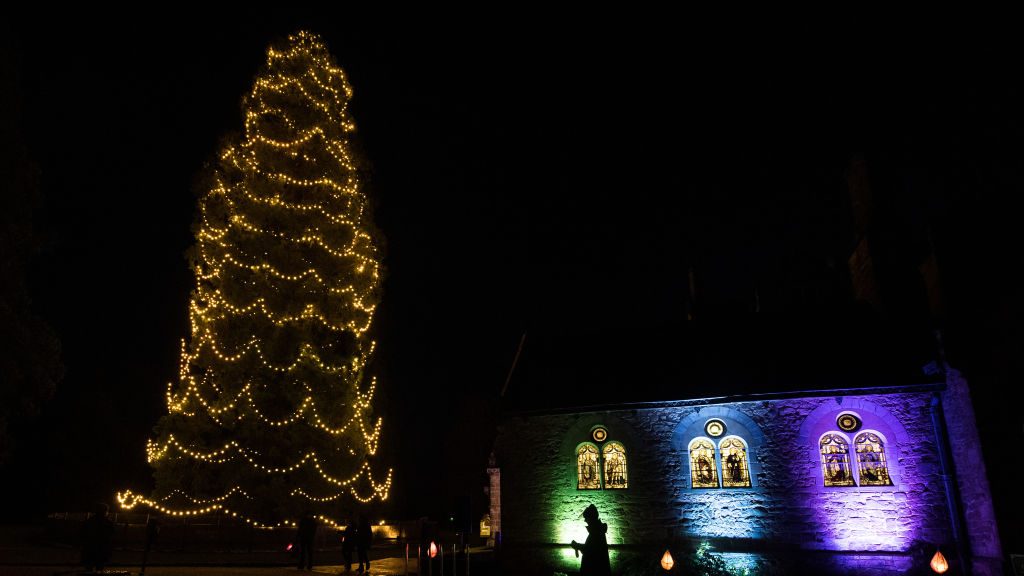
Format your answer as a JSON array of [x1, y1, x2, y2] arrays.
[[118, 31, 391, 525], [118, 485, 390, 530], [203, 176, 373, 230], [205, 211, 378, 276], [191, 290, 374, 334], [292, 488, 345, 503], [179, 332, 375, 373], [166, 370, 381, 440], [159, 487, 253, 504]]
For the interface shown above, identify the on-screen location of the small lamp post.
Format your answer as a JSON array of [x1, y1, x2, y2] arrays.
[[930, 549, 949, 574], [661, 549, 675, 572]]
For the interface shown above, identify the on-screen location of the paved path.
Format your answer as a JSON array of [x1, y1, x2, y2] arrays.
[[0, 557, 418, 576], [0, 551, 499, 576]]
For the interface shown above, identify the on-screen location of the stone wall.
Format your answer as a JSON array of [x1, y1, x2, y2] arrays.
[[942, 368, 1003, 575], [495, 386, 961, 573]]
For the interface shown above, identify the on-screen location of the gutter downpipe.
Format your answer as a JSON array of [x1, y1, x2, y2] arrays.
[[930, 392, 971, 576]]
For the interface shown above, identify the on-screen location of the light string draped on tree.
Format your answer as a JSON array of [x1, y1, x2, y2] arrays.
[[118, 31, 391, 528]]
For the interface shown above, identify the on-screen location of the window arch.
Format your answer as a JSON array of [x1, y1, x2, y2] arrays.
[[820, 433, 855, 487], [577, 443, 601, 489], [855, 431, 892, 486], [602, 441, 628, 489], [689, 437, 719, 488], [719, 436, 751, 488], [573, 426, 630, 491]]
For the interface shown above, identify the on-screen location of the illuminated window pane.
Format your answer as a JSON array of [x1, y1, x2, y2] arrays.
[[719, 436, 751, 488], [577, 443, 601, 490], [603, 442, 628, 489], [689, 438, 719, 488], [820, 433, 855, 487], [855, 432, 893, 486]]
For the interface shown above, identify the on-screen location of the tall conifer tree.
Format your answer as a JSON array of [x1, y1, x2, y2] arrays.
[[119, 31, 390, 526]]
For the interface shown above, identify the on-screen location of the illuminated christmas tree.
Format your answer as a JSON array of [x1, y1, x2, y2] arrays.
[[118, 31, 391, 527]]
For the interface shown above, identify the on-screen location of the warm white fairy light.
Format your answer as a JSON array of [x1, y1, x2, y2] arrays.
[[119, 30, 391, 525], [291, 487, 345, 503], [158, 487, 253, 504]]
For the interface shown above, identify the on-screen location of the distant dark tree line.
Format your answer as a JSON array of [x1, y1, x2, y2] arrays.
[[0, 34, 64, 467]]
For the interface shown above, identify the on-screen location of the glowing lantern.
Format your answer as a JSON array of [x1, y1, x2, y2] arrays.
[[429, 541, 438, 558], [661, 549, 675, 571], [286, 543, 293, 551], [930, 549, 948, 573]]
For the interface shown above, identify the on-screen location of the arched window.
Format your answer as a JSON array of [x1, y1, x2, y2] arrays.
[[577, 443, 601, 489], [820, 433, 855, 487], [689, 437, 719, 488], [719, 436, 751, 488], [574, 426, 629, 490], [855, 432, 892, 486], [603, 442, 628, 489]]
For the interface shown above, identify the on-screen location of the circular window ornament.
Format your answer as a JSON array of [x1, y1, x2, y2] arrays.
[[705, 419, 726, 438], [837, 413, 861, 432], [592, 427, 608, 442]]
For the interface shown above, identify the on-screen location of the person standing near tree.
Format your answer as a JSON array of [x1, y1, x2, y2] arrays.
[[356, 513, 372, 573], [342, 516, 355, 572], [296, 512, 317, 571], [80, 502, 115, 572], [140, 517, 160, 575]]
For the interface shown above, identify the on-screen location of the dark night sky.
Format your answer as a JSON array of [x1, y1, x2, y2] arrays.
[[3, 13, 1023, 551]]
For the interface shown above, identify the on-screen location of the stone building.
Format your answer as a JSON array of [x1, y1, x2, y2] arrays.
[[490, 367, 1001, 575]]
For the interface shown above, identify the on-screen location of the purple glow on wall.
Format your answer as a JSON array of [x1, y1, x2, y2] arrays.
[[811, 489, 914, 550], [799, 395, 922, 552]]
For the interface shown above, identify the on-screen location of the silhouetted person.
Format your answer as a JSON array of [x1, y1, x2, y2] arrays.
[[416, 516, 433, 572], [570, 504, 611, 576], [356, 513, 372, 573], [80, 502, 115, 572], [140, 517, 160, 575], [342, 518, 355, 572], [296, 512, 317, 571]]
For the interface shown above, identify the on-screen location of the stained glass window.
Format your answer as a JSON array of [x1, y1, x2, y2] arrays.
[[577, 443, 601, 490], [820, 433, 855, 487], [689, 437, 719, 488], [603, 442, 628, 489], [719, 436, 751, 488], [855, 432, 892, 486]]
